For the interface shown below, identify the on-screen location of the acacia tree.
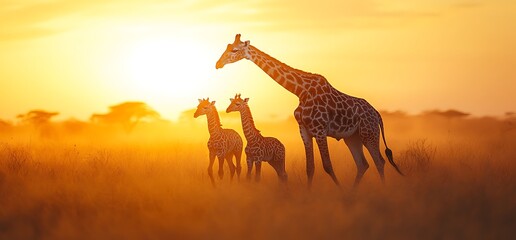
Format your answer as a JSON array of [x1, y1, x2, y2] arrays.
[[423, 109, 470, 119], [90, 101, 160, 133], [16, 110, 59, 136], [17, 110, 59, 126]]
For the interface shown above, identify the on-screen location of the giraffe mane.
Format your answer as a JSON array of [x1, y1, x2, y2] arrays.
[[249, 45, 325, 79], [238, 95, 260, 135], [246, 104, 261, 135], [212, 107, 222, 127], [230, 93, 260, 134]]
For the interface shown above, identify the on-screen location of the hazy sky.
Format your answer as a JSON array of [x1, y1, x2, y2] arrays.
[[1, 0, 515, 121]]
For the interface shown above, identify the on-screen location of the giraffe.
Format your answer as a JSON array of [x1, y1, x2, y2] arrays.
[[216, 34, 403, 188], [194, 98, 244, 186], [226, 94, 288, 183]]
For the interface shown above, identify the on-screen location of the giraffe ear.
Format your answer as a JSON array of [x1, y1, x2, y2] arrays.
[[244, 40, 250, 46], [210, 101, 216, 106], [229, 98, 234, 102], [198, 99, 202, 103], [244, 98, 249, 103]]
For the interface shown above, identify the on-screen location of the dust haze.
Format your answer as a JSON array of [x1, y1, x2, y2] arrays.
[[1, 106, 515, 239]]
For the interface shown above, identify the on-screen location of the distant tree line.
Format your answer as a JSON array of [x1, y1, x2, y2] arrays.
[[3, 101, 161, 134]]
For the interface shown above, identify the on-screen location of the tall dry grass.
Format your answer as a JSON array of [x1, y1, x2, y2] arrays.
[[0, 114, 515, 239]]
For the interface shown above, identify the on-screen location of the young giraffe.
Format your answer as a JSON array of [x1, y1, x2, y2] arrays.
[[194, 98, 243, 186], [216, 34, 403, 188], [226, 94, 287, 183]]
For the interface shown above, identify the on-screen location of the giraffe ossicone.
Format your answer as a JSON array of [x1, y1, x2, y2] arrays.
[[216, 34, 403, 188]]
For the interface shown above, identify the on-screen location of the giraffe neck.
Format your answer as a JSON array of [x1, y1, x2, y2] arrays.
[[238, 105, 262, 143], [206, 108, 222, 135], [246, 45, 312, 97]]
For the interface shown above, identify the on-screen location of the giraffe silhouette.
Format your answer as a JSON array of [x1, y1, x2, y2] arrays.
[[226, 94, 288, 183], [194, 98, 244, 186], [216, 34, 403, 188]]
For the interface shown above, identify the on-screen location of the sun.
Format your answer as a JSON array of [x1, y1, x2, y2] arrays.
[[120, 37, 217, 119], [125, 38, 205, 98]]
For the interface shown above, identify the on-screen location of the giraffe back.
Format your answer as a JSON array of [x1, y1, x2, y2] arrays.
[[208, 128, 243, 158], [245, 136, 285, 162], [295, 79, 382, 141]]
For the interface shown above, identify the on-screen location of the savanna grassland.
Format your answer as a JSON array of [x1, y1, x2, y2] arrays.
[[1, 112, 515, 240]]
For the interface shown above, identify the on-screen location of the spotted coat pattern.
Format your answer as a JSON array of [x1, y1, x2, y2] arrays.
[[226, 94, 287, 182], [194, 98, 243, 186], [216, 34, 403, 188]]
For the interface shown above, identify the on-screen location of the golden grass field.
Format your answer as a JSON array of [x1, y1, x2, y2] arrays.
[[1, 112, 515, 239]]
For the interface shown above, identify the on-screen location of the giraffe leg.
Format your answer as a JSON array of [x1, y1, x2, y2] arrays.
[[255, 161, 262, 182], [269, 159, 288, 183], [315, 136, 340, 186], [208, 152, 216, 187], [344, 132, 369, 188], [217, 156, 224, 179], [234, 151, 242, 180], [364, 139, 386, 183], [225, 155, 236, 182], [246, 159, 253, 181], [276, 149, 288, 182], [299, 125, 315, 188]]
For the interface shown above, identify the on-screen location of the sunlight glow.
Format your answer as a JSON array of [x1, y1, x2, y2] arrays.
[[116, 36, 220, 119], [125, 38, 204, 98], [0, 1, 514, 121]]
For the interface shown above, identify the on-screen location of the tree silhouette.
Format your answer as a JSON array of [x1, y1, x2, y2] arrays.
[[16, 110, 59, 137], [17, 110, 59, 126], [502, 112, 516, 133], [379, 110, 408, 118], [90, 101, 161, 133], [422, 109, 470, 119]]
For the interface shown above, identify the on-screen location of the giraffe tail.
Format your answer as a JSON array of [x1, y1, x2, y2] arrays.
[[378, 111, 404, 176]]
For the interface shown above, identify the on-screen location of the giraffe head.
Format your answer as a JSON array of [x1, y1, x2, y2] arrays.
[[194, 98, 216, 118], [226, 94, 249, 113], [216, 34, 251, 69]]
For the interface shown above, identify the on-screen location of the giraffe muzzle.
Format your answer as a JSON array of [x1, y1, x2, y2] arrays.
[[215, 61, 224, 69]]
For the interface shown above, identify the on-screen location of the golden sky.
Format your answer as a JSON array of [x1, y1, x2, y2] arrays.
[[1, 0, 515, 121]]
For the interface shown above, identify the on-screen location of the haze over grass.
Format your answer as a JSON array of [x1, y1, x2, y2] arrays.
[[1, 112, 515, 239]]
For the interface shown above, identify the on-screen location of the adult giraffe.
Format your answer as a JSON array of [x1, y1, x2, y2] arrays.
[[216, 34, 403, 188]]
